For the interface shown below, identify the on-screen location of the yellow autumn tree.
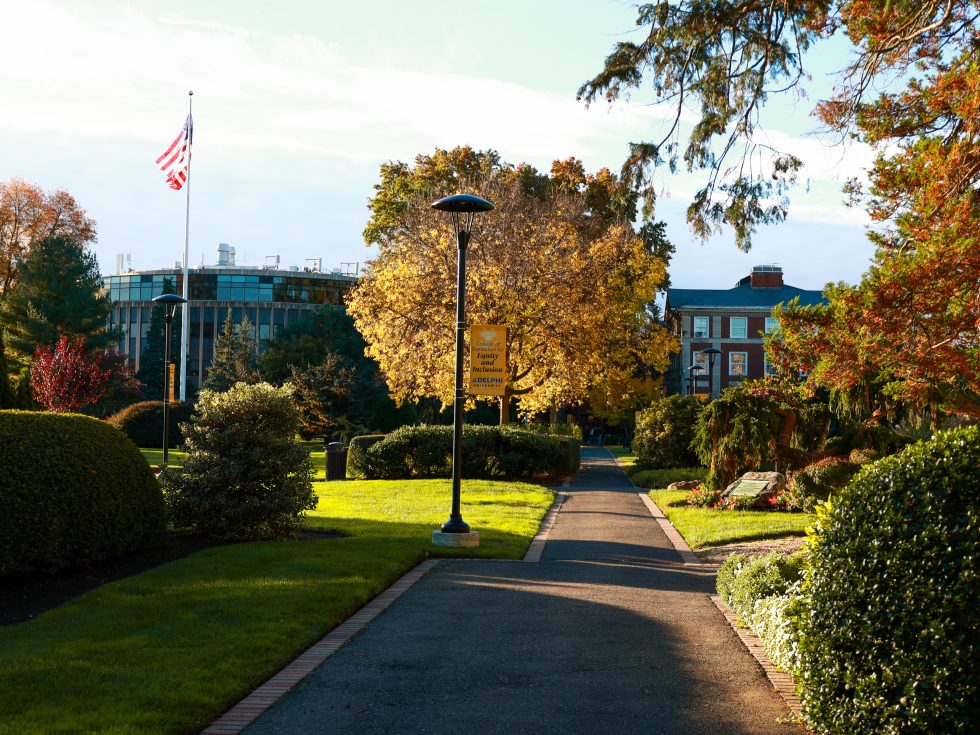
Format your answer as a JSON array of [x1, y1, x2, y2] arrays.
[[348, 147, 676, 421]]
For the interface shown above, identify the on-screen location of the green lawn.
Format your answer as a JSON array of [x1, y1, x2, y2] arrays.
[[0, 478, 552, 735], [139, 448, 187, 468], [141, 443, 327, 478], [649, 489, 814, 549]]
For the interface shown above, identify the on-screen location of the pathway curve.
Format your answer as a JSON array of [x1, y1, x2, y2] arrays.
[[242, 448, 801, 735]]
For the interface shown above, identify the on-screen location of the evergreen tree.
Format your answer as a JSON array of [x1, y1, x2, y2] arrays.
[[0, 329, 14, 409], [0, 235, 117, 366], [203, 309, 259, 392]]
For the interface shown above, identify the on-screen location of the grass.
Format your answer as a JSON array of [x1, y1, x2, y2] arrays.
[[0, 478, 552, 735], [608, 447, 812, 549], [139, 448, 187, 468], [649, 489, 814, 549]]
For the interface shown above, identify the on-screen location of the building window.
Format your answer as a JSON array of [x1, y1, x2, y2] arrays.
[[693, 316, 709, 338], [729, 352, 748, 376], [764, 354, 778, 376], [765, 316, 779, 334], [693, 351, 709, 373], [730, 317, 747, 339]]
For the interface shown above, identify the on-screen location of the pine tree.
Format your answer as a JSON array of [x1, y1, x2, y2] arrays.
[[0, 235, 117, 366], [0, 329, 15, 409], [203, 309, 259, 392]]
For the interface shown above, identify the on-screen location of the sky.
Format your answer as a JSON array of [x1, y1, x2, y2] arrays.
[[1, 0, 878, 291]]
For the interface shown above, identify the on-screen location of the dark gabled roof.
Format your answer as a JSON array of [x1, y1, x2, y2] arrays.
[[667, 282, 827, 311]]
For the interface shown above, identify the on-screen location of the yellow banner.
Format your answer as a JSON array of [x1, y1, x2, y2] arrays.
[[168, 363, 177, 403], [469, 324, 507, 396]]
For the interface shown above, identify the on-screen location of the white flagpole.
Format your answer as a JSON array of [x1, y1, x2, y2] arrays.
[[178, 90, 193, 402]]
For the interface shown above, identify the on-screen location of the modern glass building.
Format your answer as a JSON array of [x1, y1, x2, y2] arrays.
[[104, 264, 356, 389]]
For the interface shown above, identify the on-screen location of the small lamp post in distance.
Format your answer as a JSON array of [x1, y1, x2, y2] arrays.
[[700, 347, 722, 399], [430, 193, 494, 548], [687, 363, 704, 396], [152, 293, 187, 468]]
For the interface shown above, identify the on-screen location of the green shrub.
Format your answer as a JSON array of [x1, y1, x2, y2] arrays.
[[346, 433, 386, 478], [848, 446, 879, 464], [525, 421, 583, 441], [361, 424, 574, 480], [716, 552, 748, 604], [786, 456, 861, 512], [0, 410, 165, 577], [107, 400, 194, 448], [160, 383, 316, 541], [725, 551, 804, 624], [750, 585, 805, 674], [799, 426, 980, 735], [633, 395, 703, 468], [630, 466, 707, 489]]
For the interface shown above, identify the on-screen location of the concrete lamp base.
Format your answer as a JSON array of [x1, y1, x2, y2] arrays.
[[432, 530, 480, 548]]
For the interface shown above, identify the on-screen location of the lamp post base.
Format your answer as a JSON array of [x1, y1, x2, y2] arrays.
[[432, 530, 480, 548]]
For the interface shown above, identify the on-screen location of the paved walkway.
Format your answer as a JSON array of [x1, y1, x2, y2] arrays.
[[242, 448, 801, 735]]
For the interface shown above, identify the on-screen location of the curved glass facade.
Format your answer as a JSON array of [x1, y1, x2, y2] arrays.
[[104, 267, 355, 389]]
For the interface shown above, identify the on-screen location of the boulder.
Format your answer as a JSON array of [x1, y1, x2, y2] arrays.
[[722, 471, 786, 508], [667, 480, 701, 491]]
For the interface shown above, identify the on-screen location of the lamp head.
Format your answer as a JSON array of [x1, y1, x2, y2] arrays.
[[153, 293, 187, 319], [431, 193, 494, 237]]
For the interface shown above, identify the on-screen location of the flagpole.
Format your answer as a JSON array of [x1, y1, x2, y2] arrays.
[[178, 90, 193, 402]]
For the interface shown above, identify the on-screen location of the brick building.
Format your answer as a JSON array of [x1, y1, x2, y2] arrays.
[[664, 265, 826, 396]]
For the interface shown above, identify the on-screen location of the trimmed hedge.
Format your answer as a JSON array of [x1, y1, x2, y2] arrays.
[[107, 400, 194, 448], [359, 424, 578, 480], [717, 551, 804, 624], [0, 410, 166, 577], [346, 434, 386, 479], [800, 426, 980, 734]]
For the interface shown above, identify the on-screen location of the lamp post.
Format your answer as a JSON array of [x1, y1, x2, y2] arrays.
[[431, 193, 494, 545], [700, 347, 722, 399], [687, 364, 704, 396], [152, 293, 187, 467]]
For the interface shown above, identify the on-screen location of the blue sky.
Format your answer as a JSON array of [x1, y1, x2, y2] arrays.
[[1, 0, 876, 291]]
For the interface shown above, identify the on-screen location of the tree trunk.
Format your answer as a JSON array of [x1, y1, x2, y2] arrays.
[[549, 404, 557, 424], [499, 393, 510, 425]]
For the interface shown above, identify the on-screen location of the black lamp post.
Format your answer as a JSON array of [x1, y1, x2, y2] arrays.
[[687, 364, 704, 396], [700, 347, 722, 399], [431, 193, 494, 539], [152, 293, 187, 467]]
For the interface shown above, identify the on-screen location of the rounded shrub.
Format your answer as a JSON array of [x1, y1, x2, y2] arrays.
[[787, 456, 861, 512], [346, 433, 386, 479], [107, 400, 194, 448], [0, 410, 165, 577], [160, 383, 315, 541], [799, 426, 980, 734], [633, 394, 703, 468], [726, 551, 804, 623]]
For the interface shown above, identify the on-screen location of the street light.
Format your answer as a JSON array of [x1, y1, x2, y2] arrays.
[[431, 193, 494, 547], [687, 364, 704, 396], [700, 347, 722, 399], [152, 293, 187, 467]]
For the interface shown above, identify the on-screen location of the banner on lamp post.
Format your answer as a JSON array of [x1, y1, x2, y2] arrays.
[[469, 324, 507, 396]]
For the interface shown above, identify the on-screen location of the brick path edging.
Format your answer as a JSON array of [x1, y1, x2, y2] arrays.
[[200, 559, 440, 734], [710, 594, 805, 724]]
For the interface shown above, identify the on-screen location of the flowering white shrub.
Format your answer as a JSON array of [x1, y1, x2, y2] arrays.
[[750, 582, 805, 675]]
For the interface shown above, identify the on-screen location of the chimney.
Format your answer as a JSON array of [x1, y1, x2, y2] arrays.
[[750, 264, 783, 288]]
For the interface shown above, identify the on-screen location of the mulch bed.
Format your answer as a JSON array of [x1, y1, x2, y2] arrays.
[[0, 529, 340, 627]]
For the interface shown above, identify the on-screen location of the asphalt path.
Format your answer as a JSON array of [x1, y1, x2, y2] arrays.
[[243, 448, 801, 735]]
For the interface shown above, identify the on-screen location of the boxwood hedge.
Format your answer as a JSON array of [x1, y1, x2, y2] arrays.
[[107, 400, 194, 448], [358, 424, 579, 480], [346, 434, 386, 479], [799, 425, 980, 734], [0, 410, 166, 577]]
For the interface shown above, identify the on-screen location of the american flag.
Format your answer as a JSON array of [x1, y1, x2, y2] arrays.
[[155, 114, 193, 190]]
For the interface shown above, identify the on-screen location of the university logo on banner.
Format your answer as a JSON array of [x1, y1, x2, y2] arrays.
[[469, 325, 507, 396]]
